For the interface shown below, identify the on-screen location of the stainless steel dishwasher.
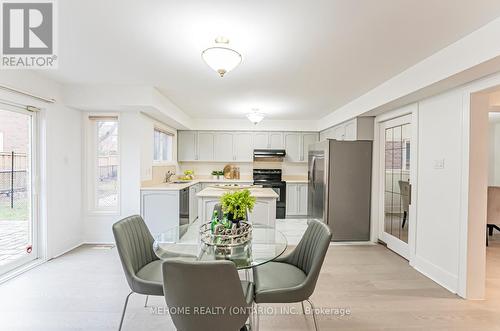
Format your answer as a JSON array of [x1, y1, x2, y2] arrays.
[[179, 188, 190, 238]]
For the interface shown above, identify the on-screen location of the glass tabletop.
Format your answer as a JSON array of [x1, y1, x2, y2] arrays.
[[153, 222, 288, 270]]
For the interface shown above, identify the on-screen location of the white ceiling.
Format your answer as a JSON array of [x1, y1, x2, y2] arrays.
[[43, 0, 500, 120]]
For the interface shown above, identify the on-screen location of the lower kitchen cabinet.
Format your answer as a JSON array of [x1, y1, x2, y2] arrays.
[[140, 190, 180, 236], [286, 183, 308, 217], [189, 184, 201, 223]]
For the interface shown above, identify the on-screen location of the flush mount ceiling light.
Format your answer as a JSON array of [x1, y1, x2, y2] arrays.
[[246, 109, 265, 125], [201, 37, 242, 77]]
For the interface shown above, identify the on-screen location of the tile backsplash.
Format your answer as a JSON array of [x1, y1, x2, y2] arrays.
[[141, 165, 177, 186], [178, 162, 307, 179]]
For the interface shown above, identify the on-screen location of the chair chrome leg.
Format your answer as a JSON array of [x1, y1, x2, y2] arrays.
[[306, 299, 319, 331], [248, 303, 255, 331], [301, 301, 306, 314], [254, 303, 259, 331], [144, 295, 149, 308], [119, 291, 133, 331], [245, 268, 250, 281]]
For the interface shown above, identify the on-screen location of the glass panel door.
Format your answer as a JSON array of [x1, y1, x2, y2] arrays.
[[380, 115, 412, 259], [0, 107, 37, 275]]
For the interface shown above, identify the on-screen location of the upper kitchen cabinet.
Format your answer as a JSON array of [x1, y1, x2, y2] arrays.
[[320, 117, 374, 141], [284, 133, 301, 162], [333, 125, 346, 140], [253, 132, 284, 149], [253, 132, 270, 149], [178, 130, 316, 162], [233, 132, 253, 161], [214, 132, 234, 161], [178, 131, 197, 161], [269, 132, 284, 149], [198, 132, 215, 161], [302, 133, 318, 161], [285, 132, 319, 162]]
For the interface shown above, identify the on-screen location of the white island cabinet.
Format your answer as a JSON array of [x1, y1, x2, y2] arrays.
[[197, 187, 278, 228]]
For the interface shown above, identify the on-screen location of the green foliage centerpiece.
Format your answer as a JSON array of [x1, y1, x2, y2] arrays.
[[220, 189, 256, 225]]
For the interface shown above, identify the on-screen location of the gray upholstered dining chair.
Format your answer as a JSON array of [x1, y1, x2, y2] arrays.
[[162, 260, 255, 331], [252, 219, 332, 331], [112, 215, 163, 331]]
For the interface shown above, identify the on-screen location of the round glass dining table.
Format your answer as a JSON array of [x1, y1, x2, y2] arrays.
[[153, 223, 287, 270]]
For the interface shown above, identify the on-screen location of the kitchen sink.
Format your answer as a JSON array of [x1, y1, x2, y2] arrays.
[[171, 181, 191, 184]]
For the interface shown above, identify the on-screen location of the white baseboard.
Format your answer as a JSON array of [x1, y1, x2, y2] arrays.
[[329, 241, 377, 246], [49, 242, 85, 260], [413, 255, 459, 294], [82, 241, 115, 245]]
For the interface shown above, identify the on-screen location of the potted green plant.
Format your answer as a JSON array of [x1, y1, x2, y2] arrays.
[[220, 189, 256, 225], [211, 170, 224, 180], [211, 170, 219, 180]]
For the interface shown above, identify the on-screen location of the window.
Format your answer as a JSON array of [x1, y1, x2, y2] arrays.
[[90, 117, 119, 211], [154, 128, 173, 162]]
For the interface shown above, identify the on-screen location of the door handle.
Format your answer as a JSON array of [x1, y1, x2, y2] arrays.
[[408, 183, 412, 205], [310, 156, 316, 188]]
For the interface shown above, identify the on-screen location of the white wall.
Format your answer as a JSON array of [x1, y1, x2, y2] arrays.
[[45, 102, 83, 257], [488, 118, 500, 186], [0, 71, 83, 259], [412, 89, 465, 292], [83, 112, 141, 243]]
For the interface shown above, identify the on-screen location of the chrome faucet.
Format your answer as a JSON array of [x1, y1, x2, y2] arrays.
[[165, 170, 175, 183]]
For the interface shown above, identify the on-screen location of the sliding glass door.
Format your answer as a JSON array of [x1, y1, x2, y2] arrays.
[[0, 106, 38, 275]]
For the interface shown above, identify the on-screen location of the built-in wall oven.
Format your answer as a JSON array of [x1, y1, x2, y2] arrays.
[[179, 188, 190, 238], [253, 169, 286, 219]]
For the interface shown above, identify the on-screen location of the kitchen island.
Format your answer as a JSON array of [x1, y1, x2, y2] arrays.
[[197, 187, 278, 228]]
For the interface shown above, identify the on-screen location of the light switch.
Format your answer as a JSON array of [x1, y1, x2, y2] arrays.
[[433, 159, 445, 169]]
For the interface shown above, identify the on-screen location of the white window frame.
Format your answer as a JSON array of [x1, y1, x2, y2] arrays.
[[86, 115, 120, 215], [153, 127, 175, 165]]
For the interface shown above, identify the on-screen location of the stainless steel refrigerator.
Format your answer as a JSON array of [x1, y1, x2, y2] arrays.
[[308, 140, 372, 241]]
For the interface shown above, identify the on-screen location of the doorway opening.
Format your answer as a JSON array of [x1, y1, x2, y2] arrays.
[[484, 95, 500, 300]]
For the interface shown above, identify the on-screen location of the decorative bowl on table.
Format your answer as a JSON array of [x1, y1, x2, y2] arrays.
[[199, 221, 253, 262]]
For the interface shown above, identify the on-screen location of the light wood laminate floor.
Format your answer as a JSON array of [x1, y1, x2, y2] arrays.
[[1, 235, 500, 330]]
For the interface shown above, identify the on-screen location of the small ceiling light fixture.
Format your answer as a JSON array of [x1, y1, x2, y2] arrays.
[[201, 37, 242, 77], [246, 109, 265, 125]]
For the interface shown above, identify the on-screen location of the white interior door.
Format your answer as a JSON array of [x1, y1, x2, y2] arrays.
[[379, 115, 413, 259], [0, 106, 38, 275]]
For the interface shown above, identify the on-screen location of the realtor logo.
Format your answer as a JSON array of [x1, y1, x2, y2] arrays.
[[1, 0, 57, 68]]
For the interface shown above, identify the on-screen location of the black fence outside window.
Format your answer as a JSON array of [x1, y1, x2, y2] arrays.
[[0, 152, 28, 209]]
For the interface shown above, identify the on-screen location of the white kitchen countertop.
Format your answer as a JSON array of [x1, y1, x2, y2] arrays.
[[282, 175, 308, 183], [197, 187, 279, 199], [141, 177, 308, 191], [284, 179, 308, 183], [140, 179, 254, 191]]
